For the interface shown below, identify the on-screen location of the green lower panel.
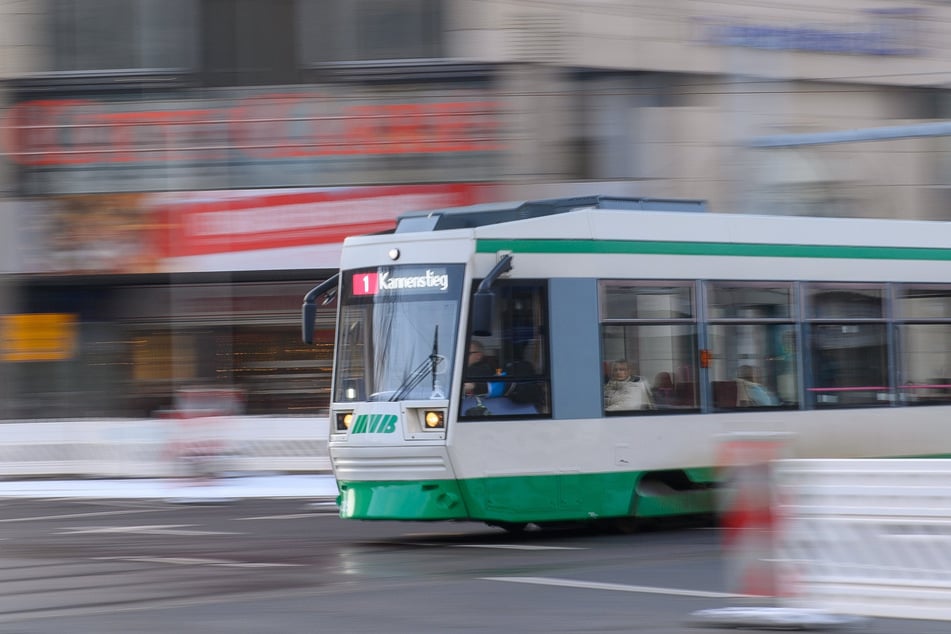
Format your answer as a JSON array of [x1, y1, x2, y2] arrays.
[[337, 479, 468, 520], [338, 468, 718, 523], [460, 472, 641, 523]]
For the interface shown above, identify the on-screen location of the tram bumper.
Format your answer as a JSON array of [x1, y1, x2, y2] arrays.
[[337, 479, 466, 520], [331, 444, 468, 521]]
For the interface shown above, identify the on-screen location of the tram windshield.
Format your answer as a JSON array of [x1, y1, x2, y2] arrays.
[[334, 264, 464, 402]]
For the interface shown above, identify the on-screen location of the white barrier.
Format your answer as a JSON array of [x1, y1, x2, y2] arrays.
[[0, 417, 330, 479], [773, 459, 951, 621]]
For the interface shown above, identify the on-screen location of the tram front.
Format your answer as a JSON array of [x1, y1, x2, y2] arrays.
[[326, 262, 470, 521]]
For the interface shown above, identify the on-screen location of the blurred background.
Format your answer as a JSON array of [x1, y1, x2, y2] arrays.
[[0, 0, 948, 422]]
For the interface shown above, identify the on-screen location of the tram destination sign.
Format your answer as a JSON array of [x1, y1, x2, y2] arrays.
[[351, 268, 451, 297]]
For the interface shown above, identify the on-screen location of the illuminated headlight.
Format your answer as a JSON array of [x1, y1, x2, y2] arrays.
[[423, 410, 445, 430], [335, 411, 354, 431]]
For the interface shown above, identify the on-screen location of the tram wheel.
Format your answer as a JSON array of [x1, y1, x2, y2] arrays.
[[609, 517, 641, 534], [592, 517, 641, 534], [489, 522, 529, 534]]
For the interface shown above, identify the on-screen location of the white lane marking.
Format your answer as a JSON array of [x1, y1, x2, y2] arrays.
[[454, 544, 585, 551], [400, 532, 467, 539], [58, 524, 238, 536], [94, 556, 302, 568], [482, 576, 740, 598], [0, 509, 164, 523], [237, 513, 325, 520]]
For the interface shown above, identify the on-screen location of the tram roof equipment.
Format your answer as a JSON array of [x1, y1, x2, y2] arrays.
[[394, 196, 708, 234]]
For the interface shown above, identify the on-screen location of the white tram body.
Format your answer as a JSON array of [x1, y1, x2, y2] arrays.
[[303, 196, 951, 528]]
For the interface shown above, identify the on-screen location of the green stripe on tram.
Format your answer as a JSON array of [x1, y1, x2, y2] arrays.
[[476, 239, 951, 261]]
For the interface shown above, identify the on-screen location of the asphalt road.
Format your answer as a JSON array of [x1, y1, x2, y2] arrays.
[[0, 497, 947, 633]]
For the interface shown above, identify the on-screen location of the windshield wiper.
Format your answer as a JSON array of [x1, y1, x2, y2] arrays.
[[390, 326, 445, 401]]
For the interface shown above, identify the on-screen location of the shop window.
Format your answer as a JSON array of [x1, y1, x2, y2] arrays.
[[50, 0, 196, 71], [298, 0, 444, 65], [200, 0, 297, 86]]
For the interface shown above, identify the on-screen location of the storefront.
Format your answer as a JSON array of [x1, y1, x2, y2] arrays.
[[0, 79, 502, 419]]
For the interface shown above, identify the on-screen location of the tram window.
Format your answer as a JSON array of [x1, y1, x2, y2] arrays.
[[899, 324, 951, 404], [899, 286, 951, 319], [706, 282, 797, 410], [897, 287, 951, 404], [810, 323, 888, 407], [708, 285, 793, 320], [601, 324, 699, 411], [599, 282, 699, 413], [601, 283, 692, 320], [806, 285, 884, 319], [708, 324, 796, 408], [460, 282, 550, 418], [806, 284, 888, 408]]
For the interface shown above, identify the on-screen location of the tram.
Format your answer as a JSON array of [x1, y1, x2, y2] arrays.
[[302, 196, 951, 530]]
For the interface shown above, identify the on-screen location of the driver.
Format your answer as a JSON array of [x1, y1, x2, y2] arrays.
[[464, 340, 495, 396]]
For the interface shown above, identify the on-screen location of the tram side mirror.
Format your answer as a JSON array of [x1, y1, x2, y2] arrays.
[[302, 273, 339, 344], [472, 290, 494, 337], [302, 303, 317, 344]]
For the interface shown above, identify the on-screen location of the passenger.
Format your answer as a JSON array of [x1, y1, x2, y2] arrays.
[[736, 364, 780, 407], [652, 371, 675, 407], [604, 359, 654, 411], [464, 339, 495, 396]]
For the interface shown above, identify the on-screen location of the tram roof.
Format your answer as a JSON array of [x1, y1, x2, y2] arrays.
[[394, 196, 708, 233]]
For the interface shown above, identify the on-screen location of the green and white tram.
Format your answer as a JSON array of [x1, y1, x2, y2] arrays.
[[302, 196, 951, 530]]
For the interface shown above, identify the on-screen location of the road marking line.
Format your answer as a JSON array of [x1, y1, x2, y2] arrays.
[[94, 556, 302, 568], [482, 576, 740, 598], [454, 544, 585, 551], [400, 532, 466, 539], [58, 524, 237, 536], [0, 509, 163, 523], [237, 513, 325, 520]]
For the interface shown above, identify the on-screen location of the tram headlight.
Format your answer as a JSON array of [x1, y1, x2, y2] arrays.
[[423, 410, 445, 430], [335, 411, 354, 431]]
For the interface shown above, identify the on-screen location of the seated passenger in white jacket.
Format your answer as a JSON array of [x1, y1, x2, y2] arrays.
[[604, 359, 654, 411]]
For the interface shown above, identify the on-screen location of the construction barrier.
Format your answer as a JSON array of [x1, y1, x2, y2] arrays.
[[0, 416, 329, 479], [716, 433, 789, 597], [690, 435, 877, 630], [773, 459, 951, 621]]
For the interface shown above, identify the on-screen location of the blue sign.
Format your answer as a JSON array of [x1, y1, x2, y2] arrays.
[[696, 8, 922, 56]]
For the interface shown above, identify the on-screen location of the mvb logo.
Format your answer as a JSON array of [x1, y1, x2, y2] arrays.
[[350, 414, 398, 434]]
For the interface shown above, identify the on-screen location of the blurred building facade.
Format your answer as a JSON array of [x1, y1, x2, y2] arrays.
[[0, 0, 948, 419]]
